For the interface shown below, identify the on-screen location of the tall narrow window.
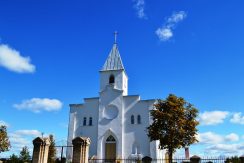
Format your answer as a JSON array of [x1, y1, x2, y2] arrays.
[[131, 115, 135, 124], [109, 75, 115, 84], [83, 117, 87, 126], [89, 117, 92, 126], [137, 115, 141, 124]]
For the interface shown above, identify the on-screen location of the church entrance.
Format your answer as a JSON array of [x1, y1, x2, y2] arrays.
[[105, 135, 116, 160]]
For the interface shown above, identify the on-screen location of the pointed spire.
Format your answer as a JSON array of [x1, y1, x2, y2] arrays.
[[101, 33, 125, 71]]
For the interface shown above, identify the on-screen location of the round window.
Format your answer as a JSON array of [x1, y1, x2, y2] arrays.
[[103, 105, 119, 120]]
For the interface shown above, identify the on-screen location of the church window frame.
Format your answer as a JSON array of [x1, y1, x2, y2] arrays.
[[109, 74, 115, 84], [106, 135, 116, 142], [137, 115, 141, 124], [89, 117, 93, 126], [83, 117, 87, 126], [131, 115, 135, 124]]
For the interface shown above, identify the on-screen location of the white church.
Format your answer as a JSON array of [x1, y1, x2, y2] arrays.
[[67, 39, 165, 160]]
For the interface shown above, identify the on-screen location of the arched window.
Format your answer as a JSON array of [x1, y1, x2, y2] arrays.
[[89, 117, 92, 126], [106, 135, 116, 142], [137, 115, 141, 124], [83, 117, 87, 126], [109, 75, 115, 84], [131, 115, 135, 124]]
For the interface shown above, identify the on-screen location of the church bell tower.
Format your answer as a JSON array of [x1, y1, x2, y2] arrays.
[[99, 33, 128, 95]]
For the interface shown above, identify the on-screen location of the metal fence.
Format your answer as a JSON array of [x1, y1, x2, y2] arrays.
[[88, 158, 231, 163], [54, 145, 73, 163], [0, 157, 241, 163]]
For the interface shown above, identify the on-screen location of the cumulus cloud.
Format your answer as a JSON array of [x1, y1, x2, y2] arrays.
[[14, 98, 63, 113], [0, 44, 35, 73], [133, 0, 146, 19], [198, 132, 224, 144], [0, 120, 9, 127], [156, 11, 187, 41], [199, 111, 229, 125], [230, 112, 244, 124], [198, 132, 239, 144]]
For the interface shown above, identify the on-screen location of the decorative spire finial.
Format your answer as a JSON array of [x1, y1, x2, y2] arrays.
[[114, 31, 118, 44]]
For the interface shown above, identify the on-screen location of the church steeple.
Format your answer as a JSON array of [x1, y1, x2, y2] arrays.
[[100, 33, 128, 95], [101, 32, 125, 71], [101, 43, 125, 71]]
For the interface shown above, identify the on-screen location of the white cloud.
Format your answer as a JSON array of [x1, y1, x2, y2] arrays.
[[133, 0, 146, 19], [15, 130, 41, 137], [198, 132, 239, 144], [230, 112, 244, 124], [199, 111, 229, 125], [167, 11, 187, 24], [198, 132, 224, 144], [0, 120, 9, 127], [155, 28, 173, 41], [206, 143, 244, 155], [225, 133, 239, 142], [9, 133, 29, 146], [0, 44, 35, 73], [9, 129, 42, 153], [14, 98, 63, 113], [156, 11, 187, 41]]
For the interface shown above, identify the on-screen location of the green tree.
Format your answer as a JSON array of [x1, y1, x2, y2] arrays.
[[0, 125, 11, 153], [19, 146, 31, 163], [48, 134, 57, 163], [9, 154, 20, 163], [147, 94, 199, 163]]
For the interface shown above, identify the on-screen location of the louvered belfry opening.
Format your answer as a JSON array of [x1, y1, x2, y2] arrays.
[[109, 75, 115, 84]]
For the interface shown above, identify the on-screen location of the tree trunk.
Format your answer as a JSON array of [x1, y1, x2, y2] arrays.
[[169, 148, 173, 163]]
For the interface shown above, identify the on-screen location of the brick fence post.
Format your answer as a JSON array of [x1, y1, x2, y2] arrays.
[[240, 155, 244, 163], [72, 137, 91, 163], [32, 137, 50, 163], [190, 155, 201, 163]]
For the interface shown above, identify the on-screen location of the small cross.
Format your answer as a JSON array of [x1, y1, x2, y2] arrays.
[[41, 132, 44, 138], [114, 31, 118, 44]]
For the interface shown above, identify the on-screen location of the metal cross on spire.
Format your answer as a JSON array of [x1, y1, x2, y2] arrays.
[[114, 31, 118, 44]]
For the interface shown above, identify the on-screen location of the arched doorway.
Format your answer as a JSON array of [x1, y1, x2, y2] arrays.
[[105, 135, 116, 160]]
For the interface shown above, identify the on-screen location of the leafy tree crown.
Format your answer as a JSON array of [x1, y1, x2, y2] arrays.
[[147, 94, 199, 154], [0, 125, 11, 153]]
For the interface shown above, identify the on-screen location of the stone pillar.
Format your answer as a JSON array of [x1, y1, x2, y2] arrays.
[[32, 137, 50, 163], [72, 137, 91, 163], [190, 155, 201, 163], [240, 155, 244, 163], [42, 138, 50, 163]]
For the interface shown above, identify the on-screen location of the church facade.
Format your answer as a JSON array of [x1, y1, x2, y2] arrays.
[[67, 42, 164, 160]]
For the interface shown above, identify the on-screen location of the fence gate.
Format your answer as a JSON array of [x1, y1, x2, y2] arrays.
[[55, 145, 73, 163]]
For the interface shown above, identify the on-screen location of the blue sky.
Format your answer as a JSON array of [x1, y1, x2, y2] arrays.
[[0, 0, 244, 158]]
